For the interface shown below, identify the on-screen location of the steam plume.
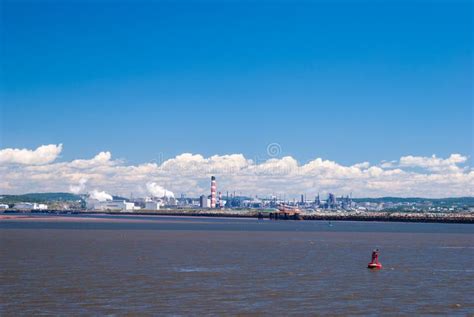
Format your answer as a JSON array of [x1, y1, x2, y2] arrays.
[[146, 182, 174, 198], [69, 178, 88, 194], [89, 190, 113, 201]]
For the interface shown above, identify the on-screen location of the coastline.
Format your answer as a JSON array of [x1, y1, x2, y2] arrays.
[[1, 210, 473, 224]]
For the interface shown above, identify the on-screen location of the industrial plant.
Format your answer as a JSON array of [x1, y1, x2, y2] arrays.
[[1, 176, 472, 216]]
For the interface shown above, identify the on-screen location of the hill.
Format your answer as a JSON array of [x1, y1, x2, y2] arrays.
[[0, 192, 82, 204]]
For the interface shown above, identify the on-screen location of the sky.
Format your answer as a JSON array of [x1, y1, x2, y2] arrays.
[[0, 0, 472, 197]]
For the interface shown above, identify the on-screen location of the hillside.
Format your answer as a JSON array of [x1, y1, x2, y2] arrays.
[[0, 193, 82, 204]]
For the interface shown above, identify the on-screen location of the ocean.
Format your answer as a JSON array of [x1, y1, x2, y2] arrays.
[[1, 215, 473, 315]]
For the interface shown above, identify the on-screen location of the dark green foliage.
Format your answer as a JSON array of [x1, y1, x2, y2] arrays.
[[0, 192, 82, 204]]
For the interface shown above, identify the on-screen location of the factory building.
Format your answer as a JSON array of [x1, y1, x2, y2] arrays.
[[86, 199, 135, 212], [315, 194, 321, 207], [145, 201, 160, 211], [327, 193, 337, 209], [14, 202, 48, 210], [218, 192, 224, 208], [162, 196, 177, 206], [0, 204, 9, 210], [200, 195, 210, 208]]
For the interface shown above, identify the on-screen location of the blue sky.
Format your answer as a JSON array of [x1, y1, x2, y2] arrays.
[[1, 0, 472, 165]]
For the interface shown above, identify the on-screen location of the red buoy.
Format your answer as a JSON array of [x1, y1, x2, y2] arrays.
[[368, 249, 382, 269]]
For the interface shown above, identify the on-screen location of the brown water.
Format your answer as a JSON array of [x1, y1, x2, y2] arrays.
[[1, 215, 473, 316]]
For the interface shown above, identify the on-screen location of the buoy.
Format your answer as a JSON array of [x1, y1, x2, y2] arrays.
[[367, 249, 382, 269], [367, 262, 383, 269]]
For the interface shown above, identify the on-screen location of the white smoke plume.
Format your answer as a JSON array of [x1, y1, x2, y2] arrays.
[[88, 190, 113, 202], [69, 178, 88, 194], [146, 182, 175, 198]]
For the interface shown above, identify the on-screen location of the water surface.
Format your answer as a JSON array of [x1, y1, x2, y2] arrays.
[[1, 215, 473, 315]]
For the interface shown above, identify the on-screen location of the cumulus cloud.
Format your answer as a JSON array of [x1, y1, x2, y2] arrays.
[[399, 154, 468, 172], [93, 151, 112, 162], [88, 190, 112, 201], [69, 151, 112, 168], [146, 182, 175, 198], [161, 153, 250, 175], [376, 154, 470, 174], [352, 162, 370, 169], [0, 144, 62, 165], [0, 144, 472, 198]]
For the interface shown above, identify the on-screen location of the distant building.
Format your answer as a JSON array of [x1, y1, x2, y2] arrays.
[[341, 195, 353, 210], [242, 198, 263, 208], [200, 195, 210, 208], [0, 204, 9, 210], [14, 202, 48, 210], [327, 193, 337, 209], [219, 199, 226, 208], [85, 198, 102, 210], [38, 203, 49, 210], [145, 201, 160, 211], [86, 199, 134, 212], [105, 200, 134, 212], [315, 194, 321, 207], [162, 196, 177, 206]]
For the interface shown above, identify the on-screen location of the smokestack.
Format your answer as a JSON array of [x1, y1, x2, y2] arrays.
[[211, 176, 217, 208], [218, 191, 223, 208]]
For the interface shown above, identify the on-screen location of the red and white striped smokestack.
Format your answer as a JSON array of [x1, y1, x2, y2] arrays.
[[210, 176, 217, 208]]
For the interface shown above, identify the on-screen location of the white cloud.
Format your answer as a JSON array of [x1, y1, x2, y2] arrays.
[[161, 153, 250, 175], [70, 151, 112, 168], [380, 160, 397, 168], [352, 162, 370, 169], [395, 154, 469, 173], [0, 144, 62, 165], [93, 151, 112, 162], [400, 153, 467, 167], [0, 144, 472, 198]]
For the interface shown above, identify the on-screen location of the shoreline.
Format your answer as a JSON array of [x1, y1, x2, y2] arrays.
[[2, 210, 473, 224]]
